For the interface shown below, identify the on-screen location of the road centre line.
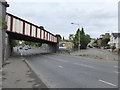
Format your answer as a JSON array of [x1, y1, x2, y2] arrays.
[[74, 63, 94, 69], [44, 56, 68, 62], [114, 66, 118, 68], [44, 56, 95, 69], [114, 71, 120, 74], [58, 65, 63, 68], [99, 80, 117, 87], [56, 59, 68, 62], [44, 55, 116, 72], [114, 66, 120, 68]]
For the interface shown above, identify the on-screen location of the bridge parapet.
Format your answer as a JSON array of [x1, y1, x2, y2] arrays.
[[6, 13, 58, 43]]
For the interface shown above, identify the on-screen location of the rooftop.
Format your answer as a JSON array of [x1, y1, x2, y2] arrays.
[[112, 33, 120, 38]]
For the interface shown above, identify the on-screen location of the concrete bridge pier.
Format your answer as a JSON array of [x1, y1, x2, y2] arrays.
[[48, 43, 59, 53], [0, 0, 9, 66], [4, 34, 13, 60]]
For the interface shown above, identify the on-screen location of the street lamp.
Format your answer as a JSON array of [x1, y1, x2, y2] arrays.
[[71, 22, 81, 51], [71, 23, 80, 28]]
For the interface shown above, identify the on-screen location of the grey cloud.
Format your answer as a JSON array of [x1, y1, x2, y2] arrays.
[[7, 1, 118, 38]]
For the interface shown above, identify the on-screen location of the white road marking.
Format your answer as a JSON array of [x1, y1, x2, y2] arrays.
[[55, 58, 68, 62], [99, 80, 117, 87], [74, 63, 94, 69], [114, 66, 118, 68], [114, 71, 120, 74], [58, 65, 63, 68], [45, 56, 68, 62], [114, 66, 120, 68]]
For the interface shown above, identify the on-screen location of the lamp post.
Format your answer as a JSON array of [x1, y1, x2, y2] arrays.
[[71, 22, 81, 51]]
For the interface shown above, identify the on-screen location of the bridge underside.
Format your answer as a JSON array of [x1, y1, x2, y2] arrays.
[[4, 31, 59, 61], [3, 11, 59, 62], [6, 31, 57, 45]]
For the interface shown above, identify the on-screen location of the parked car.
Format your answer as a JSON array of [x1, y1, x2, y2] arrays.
[[28, 46, 31, 49], [59, 46, 66, 50], [104, 46, 110, 49], [24, 48, 28, 50], [24, 46, 29, 50], [19, 46, 23, 49]]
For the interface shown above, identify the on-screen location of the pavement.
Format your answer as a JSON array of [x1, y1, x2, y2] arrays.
[[0, 68, 2, 90], [2, 49, 47, 88], [70, 48, 119, 61]]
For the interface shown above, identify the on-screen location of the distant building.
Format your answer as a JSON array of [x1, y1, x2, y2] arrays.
[[99, 33, 110, 39], [97, 38, 102, 48], [99, 34, 105, 39], [108, 33, 120, 49], [97, 33, 110, 48]]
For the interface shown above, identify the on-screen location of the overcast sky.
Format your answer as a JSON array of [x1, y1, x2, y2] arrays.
[[6, 0, 118, 39]]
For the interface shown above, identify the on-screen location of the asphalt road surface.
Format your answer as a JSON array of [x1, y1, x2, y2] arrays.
[[26, 56, 118, 88], [19, 48, 118, 88]]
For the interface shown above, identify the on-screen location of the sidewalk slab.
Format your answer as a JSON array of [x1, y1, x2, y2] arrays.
[[2, 55, 47, 88]]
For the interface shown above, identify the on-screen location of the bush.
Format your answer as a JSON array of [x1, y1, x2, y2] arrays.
[[92, 43, 98, 48], [111, 46, 116, 52]]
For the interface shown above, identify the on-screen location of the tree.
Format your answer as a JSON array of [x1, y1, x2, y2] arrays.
[[73, 28, 80, 49], [92, 41, 98, 48], [11, 40, 19, 47], [35, 43, 42, 47], [56, 34, 62, 42], [80, 27, 85, 35], [79, 28, 85, 49], [39, 26, 45, 30], [23, 41, 42, 47], [81, 34, 91, 49], [79, 28, 91, 49], [63, 36, 65, 41], [69, 34, 74, 41], [101, 38, 110, 47], [73, 28, 91, 49]]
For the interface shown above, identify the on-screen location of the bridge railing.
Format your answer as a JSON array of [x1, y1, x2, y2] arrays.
[[6, 13, 57, 43]]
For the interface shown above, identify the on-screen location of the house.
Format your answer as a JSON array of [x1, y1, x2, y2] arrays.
[[97, 33, 110, 48], [99, 33, 110, 39], [108, 33, 120, 50]]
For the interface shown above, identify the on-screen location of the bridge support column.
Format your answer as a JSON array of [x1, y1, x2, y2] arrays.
[[48, 43, 59, 53], [0, 0, 9, 67], [4, 34, 12, 60]]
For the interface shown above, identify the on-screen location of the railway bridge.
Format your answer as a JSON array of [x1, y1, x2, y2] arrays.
[[0, 1, 59, 65]]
